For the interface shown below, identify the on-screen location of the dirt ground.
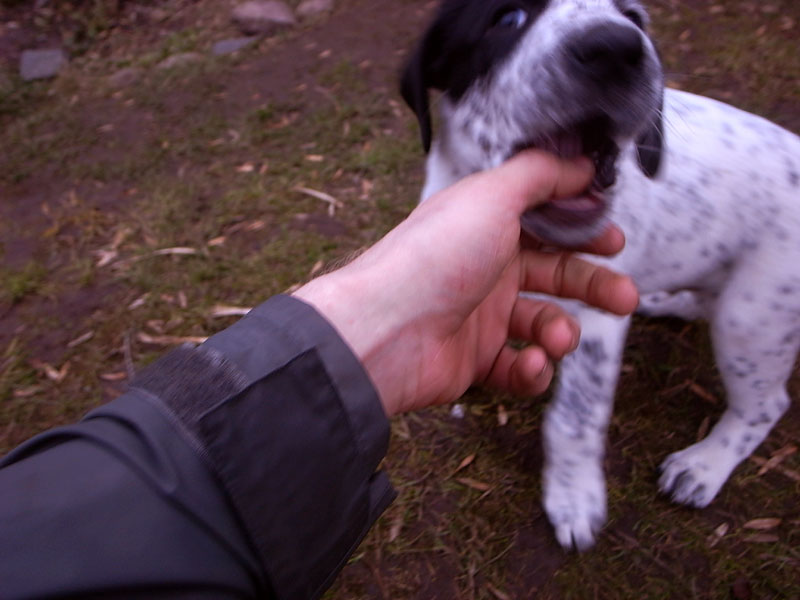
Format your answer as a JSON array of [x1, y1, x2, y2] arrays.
[[1, 0, 799, 598]]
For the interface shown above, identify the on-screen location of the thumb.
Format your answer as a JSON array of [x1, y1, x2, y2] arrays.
[[490, 150, 595, 213]]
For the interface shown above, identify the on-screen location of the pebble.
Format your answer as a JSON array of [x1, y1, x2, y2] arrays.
[[19, 49, 67, 81]]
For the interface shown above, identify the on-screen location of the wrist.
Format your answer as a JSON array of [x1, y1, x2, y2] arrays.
[[293, 268, 410, 417]]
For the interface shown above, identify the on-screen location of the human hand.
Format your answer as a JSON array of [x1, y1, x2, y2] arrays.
[[294, 151, 638, 416]]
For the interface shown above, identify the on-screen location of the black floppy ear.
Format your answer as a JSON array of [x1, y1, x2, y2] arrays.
[[636, 91, 665, 178], [400, 43, 434, 153]]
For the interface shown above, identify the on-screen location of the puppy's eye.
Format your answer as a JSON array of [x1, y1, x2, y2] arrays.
[[494, 8, 528, 29]]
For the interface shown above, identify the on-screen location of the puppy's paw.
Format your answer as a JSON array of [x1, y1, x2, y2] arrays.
[[543, 465, 607, 551], [658, 444, 730, 508]]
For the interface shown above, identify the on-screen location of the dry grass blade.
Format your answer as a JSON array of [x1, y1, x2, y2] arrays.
[[486, 582, 512, 600], [755, 444, 797, 476], [293, 186, 343, 216], [67, 331, 94, 348], [749, 455, 800, 483]]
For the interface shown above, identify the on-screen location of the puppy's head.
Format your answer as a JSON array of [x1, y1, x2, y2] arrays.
[[402, 0, 665, 246]]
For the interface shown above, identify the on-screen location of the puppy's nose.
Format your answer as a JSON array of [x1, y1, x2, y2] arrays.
[[567, 23, 644, 82]]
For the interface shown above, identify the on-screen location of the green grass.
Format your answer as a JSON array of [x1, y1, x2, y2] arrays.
[[1, 0, 799, 597]]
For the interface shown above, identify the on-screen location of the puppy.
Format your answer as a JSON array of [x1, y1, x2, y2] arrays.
[[401, 0, 800, 550]]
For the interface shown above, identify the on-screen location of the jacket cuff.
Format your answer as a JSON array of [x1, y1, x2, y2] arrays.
[[133, 295, 394, 599]]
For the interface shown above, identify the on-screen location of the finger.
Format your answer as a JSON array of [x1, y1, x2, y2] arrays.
[[483, 150, 596, 213], [508, 297, 579, 360], [521, 223, 626, 256], [521, 251, 639, 316], [484, 345, 555, 396]]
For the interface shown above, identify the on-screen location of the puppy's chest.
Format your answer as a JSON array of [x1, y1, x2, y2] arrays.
[[606, 160, 773, 292]]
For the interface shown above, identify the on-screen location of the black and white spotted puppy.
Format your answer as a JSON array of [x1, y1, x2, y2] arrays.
[[401, 0, 800, 551]]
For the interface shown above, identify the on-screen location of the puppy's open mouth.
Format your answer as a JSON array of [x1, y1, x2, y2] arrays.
[[517, 116, 619, 246]]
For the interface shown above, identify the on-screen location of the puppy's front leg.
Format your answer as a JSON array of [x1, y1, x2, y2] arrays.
[[542, 309, 631, 551]]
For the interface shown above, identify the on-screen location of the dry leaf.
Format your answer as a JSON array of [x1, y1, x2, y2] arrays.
[[388, 513, 404, 543], [309, 260, 324, 277], [456, 477, 491, 492], [151, 247, 198, 257], [755, 24, 767, 37], [689, 382, 718, 404], [706, 522, 729, 548], [391, 416, 411, 441], [128, 293, 150, 310], [696, 415, 711, 442], [743, 518, 781, 531], [111, 227, 132, 250], [99, 372, 128, 382], [207, 236, 226, 247], [13, 386, 43, 398], [67, 331, 94, 348], [146, 319, 165, 334], [743, 533, 779, 543], [209, 305, 253, 318], [244, 220, 266, 232], [497, 404, 509, 426], [31, 359, 70, 382], [94, 248, 118, 267], [456, 454, 476, 473], [136, 332, 207, 346]]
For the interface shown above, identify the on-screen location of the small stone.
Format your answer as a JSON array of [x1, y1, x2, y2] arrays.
[[212, 37, 258, 56], [19, 48, 67, 81], [156, 52, 203, 70], [232, 1, 296, 35], [108, 66, 143, 88], [296, 0, 334, 18]]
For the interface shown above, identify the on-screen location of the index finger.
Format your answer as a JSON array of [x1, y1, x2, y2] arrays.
[[520, 250, 639, 315]]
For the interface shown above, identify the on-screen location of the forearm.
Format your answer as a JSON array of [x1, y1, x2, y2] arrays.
[[0, 295, 394, 599]]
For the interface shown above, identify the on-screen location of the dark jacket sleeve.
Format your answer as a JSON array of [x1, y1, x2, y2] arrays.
[[0, 295, 396, 599]]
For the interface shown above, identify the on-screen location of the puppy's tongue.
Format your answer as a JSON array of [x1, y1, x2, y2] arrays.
[[547, 193, 602, 212], [521, 187, 606, 234]]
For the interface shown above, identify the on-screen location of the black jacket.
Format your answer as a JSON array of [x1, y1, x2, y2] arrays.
[[0, 295, 396, 599]]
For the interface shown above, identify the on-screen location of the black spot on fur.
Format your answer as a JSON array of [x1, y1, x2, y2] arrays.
[[581, 338, 608, 365]]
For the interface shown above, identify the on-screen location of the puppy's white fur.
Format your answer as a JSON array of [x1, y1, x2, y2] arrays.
[[406, 0, 800, 550]]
